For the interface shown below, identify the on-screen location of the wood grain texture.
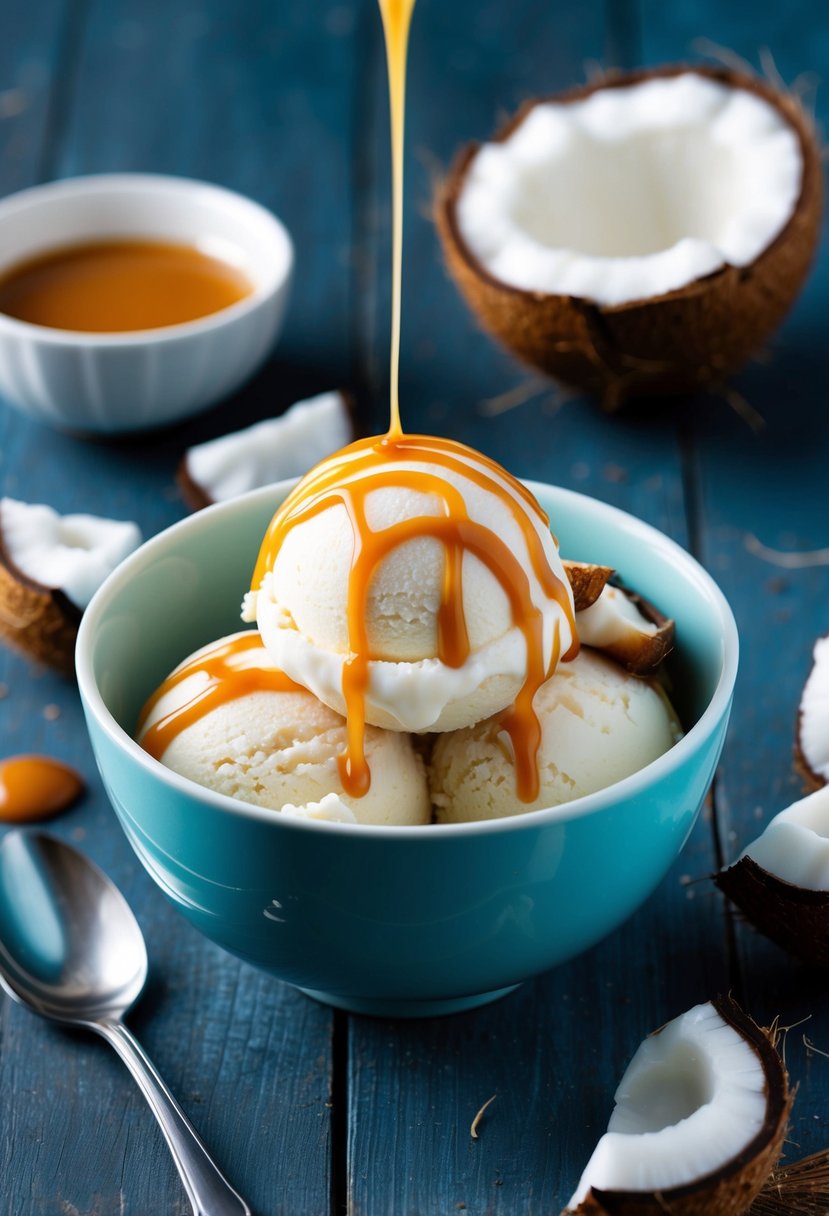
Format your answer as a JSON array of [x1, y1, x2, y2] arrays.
[[1, 0, 827, 1212], [0, 0, 68, 194], [641, 0, 829, 1167]]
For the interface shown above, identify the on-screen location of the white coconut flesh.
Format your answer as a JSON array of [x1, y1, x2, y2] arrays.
[[799, 634, 829, 782], [740, 785, 829, 891], [567, 1002, 768, 1207], [576, 584, 657, 647], [183, 390, 352, 503], [457, 73, 803, 307], [0, 498, 141, 611]]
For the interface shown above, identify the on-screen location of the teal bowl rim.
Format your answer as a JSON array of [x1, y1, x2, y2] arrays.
[[75, 478, 739, 840]]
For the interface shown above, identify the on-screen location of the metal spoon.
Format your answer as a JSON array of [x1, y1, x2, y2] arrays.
[[0, 830, 252, 1216]]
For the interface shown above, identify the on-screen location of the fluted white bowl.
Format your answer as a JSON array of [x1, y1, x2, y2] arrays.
[[0, 174, 293, 433]]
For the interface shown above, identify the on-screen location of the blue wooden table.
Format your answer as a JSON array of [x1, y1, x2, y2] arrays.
[[2, 2, 828, 1213]]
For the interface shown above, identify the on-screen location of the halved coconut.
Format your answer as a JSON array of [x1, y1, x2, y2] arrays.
[[716, 785, 829, 966], [565, 997, 791, 1216], [576, 584, 674, 674], [796, 633, 829, 787], [563, 560, 614, 611], [0, 498, 141, 673], [178, 389, 353, 510], [436, 66, 822, 407]]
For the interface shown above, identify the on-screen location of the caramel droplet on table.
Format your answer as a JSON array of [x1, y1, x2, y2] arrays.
[[0, 755, 85, 823]]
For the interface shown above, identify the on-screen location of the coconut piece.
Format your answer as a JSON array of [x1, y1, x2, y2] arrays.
[[563, 560, 614, 611], [796, 633, 829, 787], [0, 498, 141, 673], [565, 996, 792, 1216], [436, 66, 822, 407], [715, 785, 829, 966], [576, 584, 674, 674], [178, 389, 354, 510]]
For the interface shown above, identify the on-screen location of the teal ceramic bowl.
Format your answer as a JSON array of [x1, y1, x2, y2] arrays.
[[76, 481, 738, 1018]]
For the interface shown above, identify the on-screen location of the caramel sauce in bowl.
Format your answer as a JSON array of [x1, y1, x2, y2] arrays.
[[0, 174, 293, 432], [0, 239, 254, 334]]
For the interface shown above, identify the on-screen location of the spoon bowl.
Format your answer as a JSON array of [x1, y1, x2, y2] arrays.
[[0, 830, 250, 1216], [0, 831, 147, 1023]]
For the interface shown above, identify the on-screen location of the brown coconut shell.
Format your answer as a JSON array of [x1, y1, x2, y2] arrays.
[[607, 590, 675, 676], [0, 537, 80, 675], [794, 733, 824, 793], [177, 459, 213, 511], [436, 65, 823, 409], [716, 854, 829, 967], [568, 996, 792, 1216], [563, 560, 614, 611]]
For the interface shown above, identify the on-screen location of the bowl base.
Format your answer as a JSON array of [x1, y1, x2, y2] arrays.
[[297, 984, 520, 1018]]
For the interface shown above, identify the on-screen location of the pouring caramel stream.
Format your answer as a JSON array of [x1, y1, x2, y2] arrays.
[[143, 0, 577, 806], [247, 0, 576, 802], [377, 0, 416, 438]]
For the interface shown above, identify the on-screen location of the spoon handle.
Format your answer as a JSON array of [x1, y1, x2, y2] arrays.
[[94, 1018, 252, 1216]]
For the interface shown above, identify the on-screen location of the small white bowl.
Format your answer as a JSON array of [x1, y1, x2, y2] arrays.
[[0, 174, 294, 433]]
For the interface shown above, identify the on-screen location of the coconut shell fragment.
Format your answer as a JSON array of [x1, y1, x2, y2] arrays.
[[179, 389, 354, 510], [716, 855, 829, 969], [0, 499, 141, 674], [565, 996, 792, 1216], [576, 585, 674, 675], [436, 65, 823, 408], [563, 560, 614, 611], [0, 544, 80, 675], [715, 786, 829, 966]]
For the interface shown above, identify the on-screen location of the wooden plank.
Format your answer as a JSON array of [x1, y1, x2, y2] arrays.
[[640, 0, 829, 1166], [0, 1, 363, 1212], [0, 0, 67, 196], [347, 817, 729, 1214], [346, 1, 729, 1211]]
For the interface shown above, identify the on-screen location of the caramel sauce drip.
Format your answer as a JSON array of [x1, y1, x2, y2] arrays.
[[251, 435, 578, 801], [139, 633, 303, 762], [0, 755, 84, 823]]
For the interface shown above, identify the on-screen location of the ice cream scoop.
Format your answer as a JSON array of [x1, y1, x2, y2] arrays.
[[137, 631, 430, 826], [430, 647, 682, 823], [245, 432, 578, 801]]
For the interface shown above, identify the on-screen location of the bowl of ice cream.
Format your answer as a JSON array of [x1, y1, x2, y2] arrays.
[[76, 471, 737, 1017]]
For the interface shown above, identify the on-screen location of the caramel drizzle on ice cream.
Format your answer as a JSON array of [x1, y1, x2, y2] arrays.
[[251, 435, 577, 801], [247, 0, 575, 803], [248, 0, 576, 802], [139, 632, 302, 762]]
